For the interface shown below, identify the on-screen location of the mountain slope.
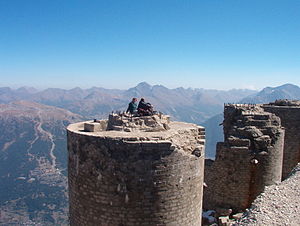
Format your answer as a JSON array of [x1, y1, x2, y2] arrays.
[[0, 101, 82, 225]]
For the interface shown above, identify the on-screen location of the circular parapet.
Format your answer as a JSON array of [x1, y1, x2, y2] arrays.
[[67, 117, 205, 226]]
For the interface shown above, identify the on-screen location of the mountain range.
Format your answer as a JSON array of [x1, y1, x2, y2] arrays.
[[241, 83, 300, 103], [0, 82, 256, 122], [1, 82, 300, 224]]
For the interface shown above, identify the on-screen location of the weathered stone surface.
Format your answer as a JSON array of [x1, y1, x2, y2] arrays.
[[215, 207, 232, 217], [272, 99, 300, 106], [254, 135, 271, 150], [204, 104, 284, 212], [238, 126, 264, 138], [218, 216, 232, 226], [232, 212, 243, 220], [263, 101, 300, 179], [84, 120, 107, 132], [107, 113, 171, 132], [227, 136, 250, 147], [67, 117, 205, 226]]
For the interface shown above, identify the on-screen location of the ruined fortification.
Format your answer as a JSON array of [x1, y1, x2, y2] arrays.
[[204, 100, 300, 213], [66, 99, 300, 224], [263, 100, 300, 179], [67, 113, 205, 225], [204, 104, 285, 211]]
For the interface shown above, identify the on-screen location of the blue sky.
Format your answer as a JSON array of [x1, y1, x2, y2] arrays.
[[0, 0, 299, 90]]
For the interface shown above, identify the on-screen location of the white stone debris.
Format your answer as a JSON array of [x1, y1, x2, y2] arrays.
[[235, 164, 300, 226]]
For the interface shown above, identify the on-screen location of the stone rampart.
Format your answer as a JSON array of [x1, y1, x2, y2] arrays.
[[204, 104, 284, 212], [263, 100, 300, 179], [67, 114, 205, 225]]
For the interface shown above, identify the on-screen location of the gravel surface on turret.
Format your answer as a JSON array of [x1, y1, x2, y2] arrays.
[[236, 164, 300, 225]]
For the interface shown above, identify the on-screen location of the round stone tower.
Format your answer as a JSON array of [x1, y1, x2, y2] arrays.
[[67, 113, 205, 226], [263, 100, 300, 179]]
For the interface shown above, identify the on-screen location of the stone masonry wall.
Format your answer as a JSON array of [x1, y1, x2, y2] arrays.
[[263, 100, 300, 179], [203, 104, 284, 212], [67, 119, 205, 226]]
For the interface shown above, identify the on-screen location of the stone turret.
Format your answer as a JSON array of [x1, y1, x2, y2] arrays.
[[263, 100, 300, 179], [204, 104, 284, 211], [67, 113, 205, 225]]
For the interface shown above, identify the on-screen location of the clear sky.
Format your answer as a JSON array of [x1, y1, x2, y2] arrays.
[[0, 0, 299, 90]]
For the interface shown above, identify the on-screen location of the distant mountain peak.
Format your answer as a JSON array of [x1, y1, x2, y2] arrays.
[[136, 82, 152, 89], [125, 82, 153, 97], [278, 83, 298, 87], [241, 83, 300, 104], [263, 83, 299, 91], [16, 86, 38, 93]]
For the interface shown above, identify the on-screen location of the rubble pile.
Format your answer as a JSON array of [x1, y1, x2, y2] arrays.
[[107, 112, 170, 132]]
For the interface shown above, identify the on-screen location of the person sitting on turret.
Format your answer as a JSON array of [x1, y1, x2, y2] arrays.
[[126, 98, 138, 114], [138, 98, 154, 116]]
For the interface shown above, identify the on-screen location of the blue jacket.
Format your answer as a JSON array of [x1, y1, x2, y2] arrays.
[[126, 101, 137, 114]]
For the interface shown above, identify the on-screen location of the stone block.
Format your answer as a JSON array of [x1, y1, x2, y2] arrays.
[[228, 136, 250, 147], [84, 122, 102, 132], [218, 216, 231, 226], [254, 135, 271, 150], [232, 212, 243, 220]]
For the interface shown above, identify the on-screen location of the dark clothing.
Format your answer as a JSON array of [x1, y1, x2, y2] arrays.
[[138, 100, 153, 116], [138, 100, 149, 110], [126, 101, 137, 114]]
